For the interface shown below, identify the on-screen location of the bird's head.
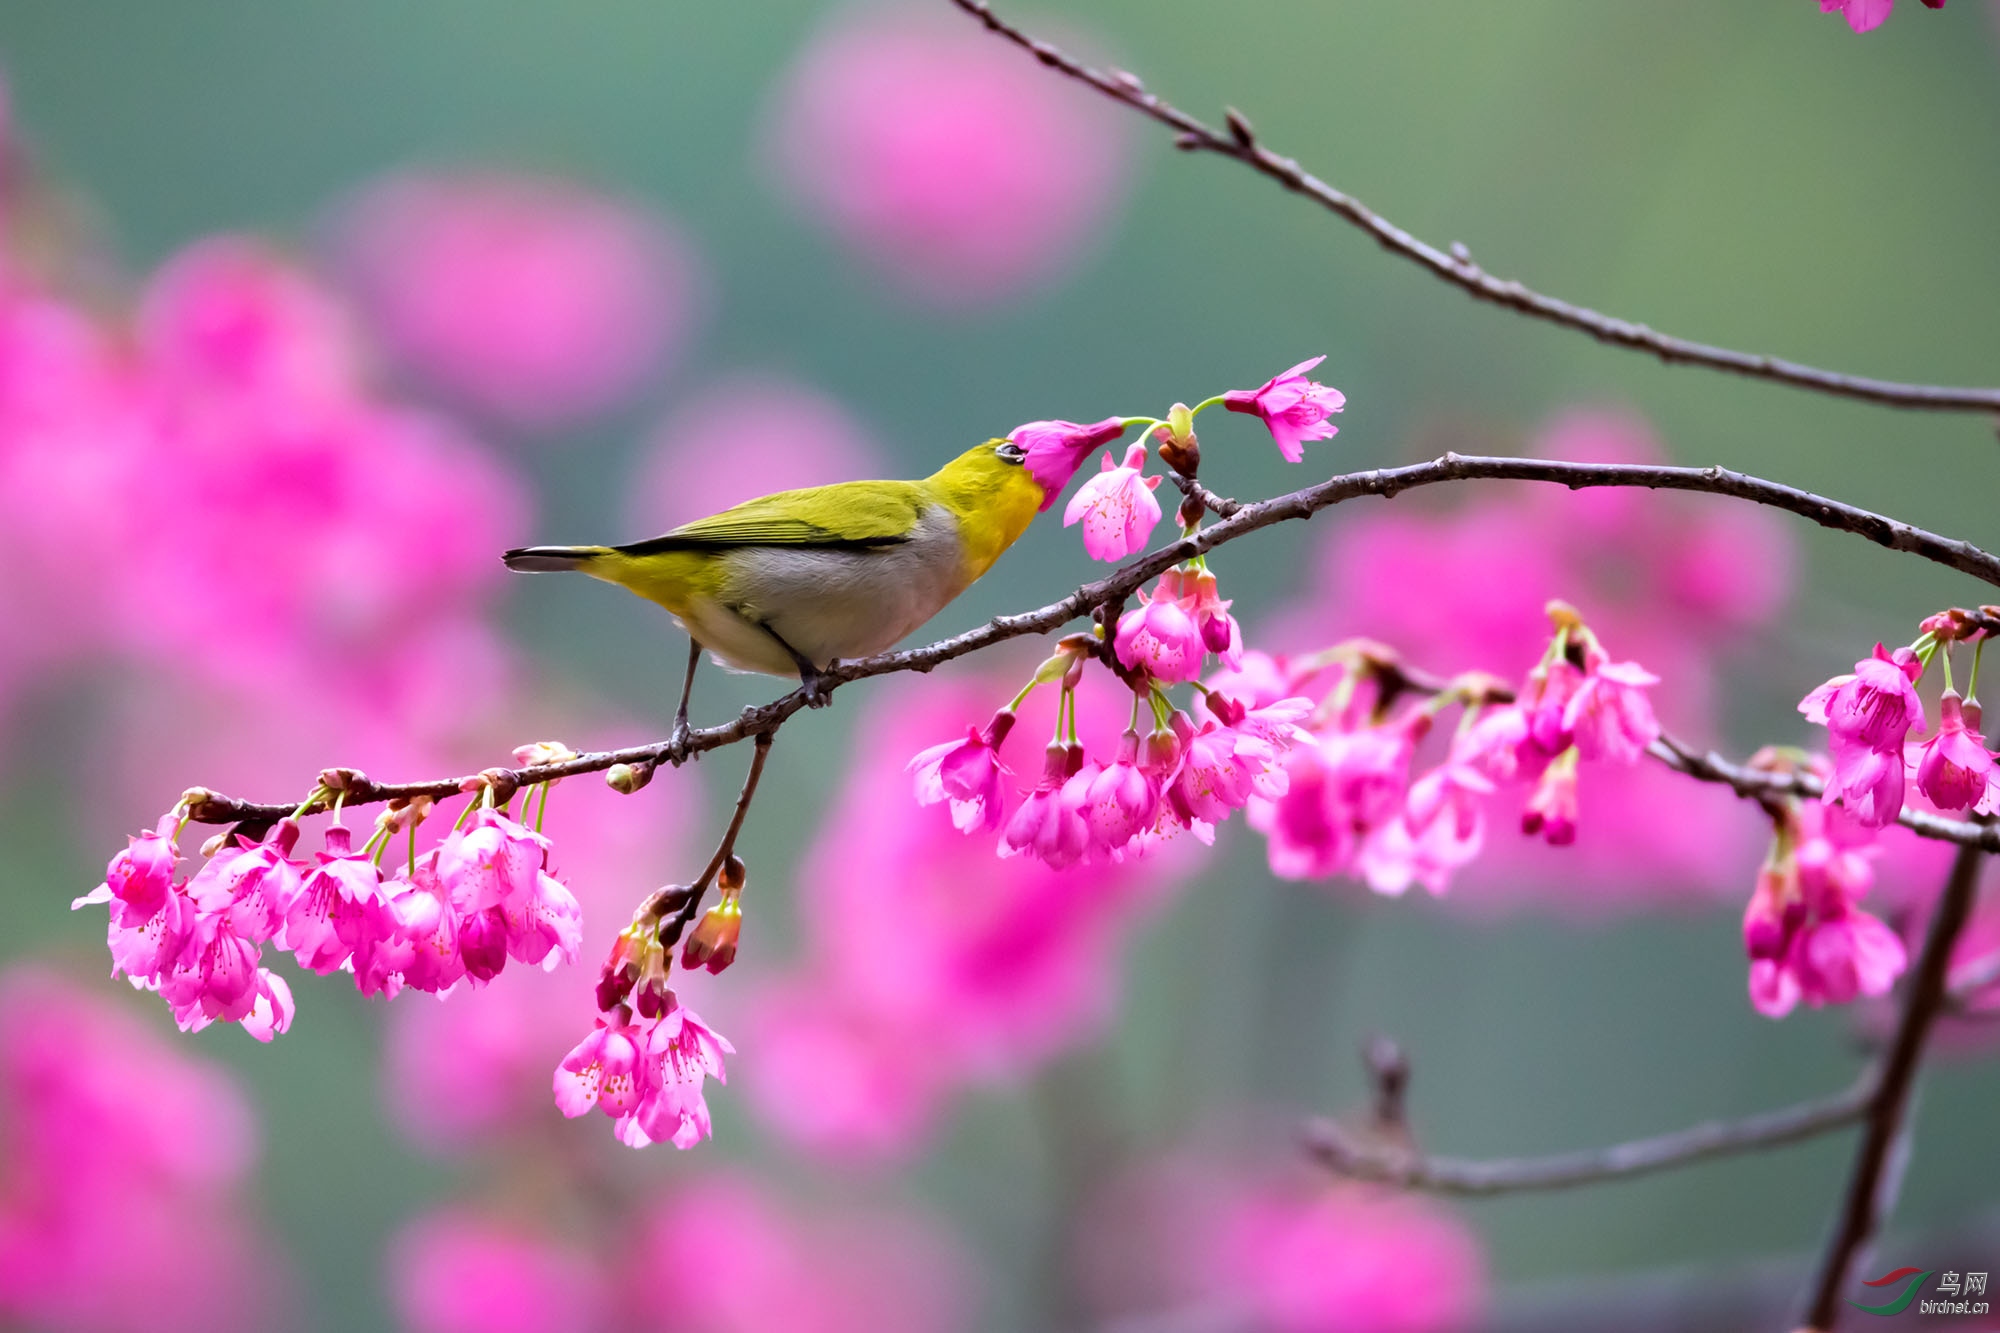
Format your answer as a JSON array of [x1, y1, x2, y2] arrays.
[[928, 438, 1051, 572]]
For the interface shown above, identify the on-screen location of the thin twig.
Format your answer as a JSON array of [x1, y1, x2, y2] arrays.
[[950, 0, 2000, 416], [664, 731, 773, 943], [181, 452, 2000, 825], [1801, 840, 1986, 1330], [1303, 1069, 1877, 1197]]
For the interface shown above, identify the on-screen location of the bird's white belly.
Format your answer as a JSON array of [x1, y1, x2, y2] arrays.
[[680, 508, 968, 677]]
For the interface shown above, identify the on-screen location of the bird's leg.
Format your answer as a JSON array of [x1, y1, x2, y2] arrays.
[[759, 622, 832, 708], [668, 638, 702, 763]]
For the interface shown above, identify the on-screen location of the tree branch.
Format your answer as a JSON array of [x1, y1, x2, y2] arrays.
[[181, 452, 2000, 825], [1648, 735, 2000, 852], [949, 0, 2000, 416], [1802, 840, 1986, 1330], [1302, 1070, 1876, 1197]]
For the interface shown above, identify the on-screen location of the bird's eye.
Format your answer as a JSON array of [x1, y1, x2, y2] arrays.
[[995, 441, 1027, 465]]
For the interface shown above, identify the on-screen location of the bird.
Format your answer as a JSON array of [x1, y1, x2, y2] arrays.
[[503, 437, 1048, 750]]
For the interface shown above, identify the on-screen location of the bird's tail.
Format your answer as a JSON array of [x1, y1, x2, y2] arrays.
[[502, 544, 610, 573]]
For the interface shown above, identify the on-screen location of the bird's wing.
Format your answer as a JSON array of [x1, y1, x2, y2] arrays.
[[616, 482, 926, 554]]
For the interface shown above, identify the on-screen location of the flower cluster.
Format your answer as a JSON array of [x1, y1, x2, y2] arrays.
[[559, 884, 735, 1149], [1247, 603, 1662, 896], [74, 759, 584, 1042], [1742, 786, 1906, 1017], [1801, 620, 2000, 828], [909, 360, 1359, 867]]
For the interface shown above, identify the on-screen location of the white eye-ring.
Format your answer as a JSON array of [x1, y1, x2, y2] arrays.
[[996, 441, 1027, 465]]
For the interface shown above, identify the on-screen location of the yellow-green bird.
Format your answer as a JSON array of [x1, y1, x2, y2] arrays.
[[503, 437, 1052, 739]]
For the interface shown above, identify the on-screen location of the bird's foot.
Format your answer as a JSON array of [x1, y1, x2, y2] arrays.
[[665, 718, 694, 765], [799, 664, 834, 709]]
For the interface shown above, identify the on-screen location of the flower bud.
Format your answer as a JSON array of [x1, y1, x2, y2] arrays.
[[512, 739, 577, 768], [606, 761, 655, 794], [681, 896, 742, 975], [1157, 402, 1200, 477], [595, 963, 637, 1013]]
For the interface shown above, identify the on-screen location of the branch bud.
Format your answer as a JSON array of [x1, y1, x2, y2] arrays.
[[718, 854, 747, 894], [1157, 402, 1200, 478], [606, 761, 655, 795]]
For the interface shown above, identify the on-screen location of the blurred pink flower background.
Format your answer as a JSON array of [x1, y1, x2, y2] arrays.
[[761, 2, 1134, 308]]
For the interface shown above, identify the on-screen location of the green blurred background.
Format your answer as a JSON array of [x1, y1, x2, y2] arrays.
[[0, 2, 1996, 1328]]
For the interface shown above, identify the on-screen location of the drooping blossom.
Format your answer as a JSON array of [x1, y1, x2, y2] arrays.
[[1115, 574, 1207, 683], [390, 1209, 609, 1333], [1249, 714, 1421, 882], [761, 2, 1131, 306], [1000, 742, 1090, 868], [280, 822, 386, 972], [1073, 727, 1163, 858], [1743, 798, 1906, 1017], [332, 170, 698, 427], [1562, 657, 1661, 764], [1221, 355, 1346, 462], [1911, 690, 1999, 812], [910, 708, 1016, 833], [1801, 644, 1927, 827], [436, 808, 585, 972], [1009, 416, 1129, 503], [1162, 697, 1313, 840], [1064, 441, 1162, 560], [0, 968, 282, 1333], [554, 998, 733, 1150], [1268, 408, 1791, 906]]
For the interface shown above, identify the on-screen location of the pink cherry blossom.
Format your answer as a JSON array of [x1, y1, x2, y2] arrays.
[[333, 170, 697, 427], [1114, 579, 1206, 683], [1008, 416, 1128, 503], [1742, 799, 1906, 1017], [391, 1209, 608, 1333], [910, 708, 1016, 834], [1220, 355, 1346, 462], [98, 812, 180, 928], [1063, 442, 1162, 561], [1000, 743, 1091, 868], [1182, 568, 1243, 667], [1912, 690, 1998, 812], [280, 822, 386, 973], [1563, 657, 1662, 764], [1521, 756, 1579, 846], [185, 819, 303, 945], [619, 1002, 734, 1150], [438, 809, 583, 971], [554, 1007, 652, 1119], [761, 2, 1131, 307], [1801, 644, 1926, 751], [1249, 716, 1419, 883], [1075, 728, 1161, 857]]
